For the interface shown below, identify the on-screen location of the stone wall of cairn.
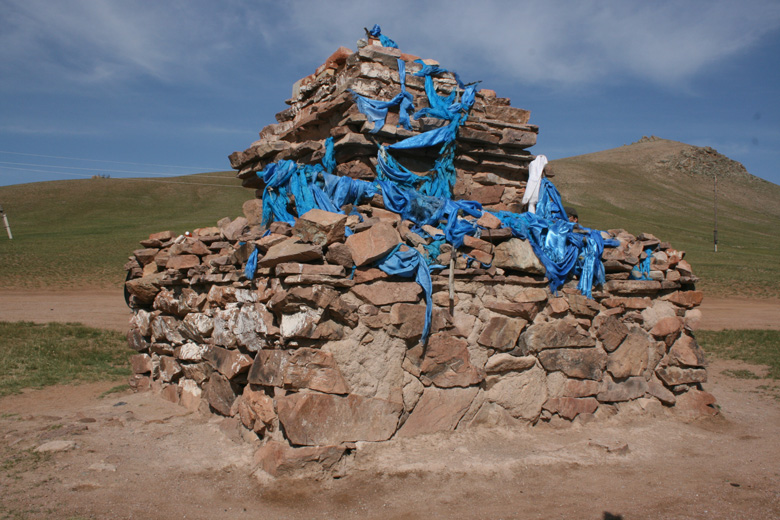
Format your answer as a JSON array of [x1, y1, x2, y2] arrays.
[[124, 41, 715, 478], [125, 213, 714, 478], [228, 43, 538, 209]]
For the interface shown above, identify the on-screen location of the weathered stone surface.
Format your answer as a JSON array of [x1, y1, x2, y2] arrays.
[[607, 327, 652, 379], [242, 198, 264, 226], [275, 263, 346, 277], [158, 355, 182, 382], [211, 306, 239, 348], [130, 353, 153, 374], [668, 334, 706, 367], [663, 290, 704, 308], [345, 221, 401, 266], [397, 386, 479, 437], [254, 441, 347, 479], [325, 242, 353, 267], [202, 372, 238, 416], [560, 378, 601, 398], [602, 280, 662, 295], [597, 376, 648, 402], [483, 299, 539, 320], [674, 389, 717, 416], [521, 319, 596, 352], [543, 397, 598, 420], [640, 300, 677, 331], [647, 378, 676, 405], [324, 331, 405, 403], [166, 254, 200, 270], [485, 364, 547, 421], [174, 341, 207, 362], [35, 440, 78, 453], [237, 385, 276, 434], [222, 216, 248, 241], [650, 316, 684, 338], [485, 353, 536, 374], [351, 281, 422, 306], [279, 307, 324, 338], [538, 348, 606, 380], [420, 333, 484, 388], [387, 302, 426, 339], [276, 392, 402, 445], [493, 238, 545, 274], [178, 379, 202, 412], [204, 345, 253, 379], [248, 348, 349, 394], [596, 315, 629, 352], [294, 209, 348, 246], [656, 366, 707, 386], [258, 238, 323, 267], [477, 316, 526, 351], [125, 273, 166, 304]]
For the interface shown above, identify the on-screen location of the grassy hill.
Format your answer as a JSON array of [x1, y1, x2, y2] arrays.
[[551, 138, 780, 298], [0, 172, 249, 289], [0, 138, 778, 298]]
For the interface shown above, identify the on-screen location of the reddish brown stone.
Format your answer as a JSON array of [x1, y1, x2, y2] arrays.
[[470, 185, 505, 205], [650, 316, 684, 338], [607, 327, 652, 378], [294, 209, 348, 246], [420, 332, 484, 388], [397, 386, 479, 437], [258, 239, 323, 267], [663, 290, 704, 308], [325, 242, 354, 267], [596, 315, 629, 352], [254, 441, 347, 478], [276, 392, 402, 445], [602, 280, 662, 295], [476, 212, 502, 229], [483, 300, 539, 320], [521, 320, 596, 352], [597, 376, 648, 402], [351, 280, 422, 306], [543, 397, 598, 420], [203, 345, 253, 379], [165, 254, 200, 270], [668, 334, 706, 367], [149, 230, 174, 241], [655, 366, 707, 386], [538, 348, 606, 380], [674, 389, 717, 416], [125, 273, 166, 304], [345, 221, 401, 266], [237, 385, 276, 434], [202, 372, 238, 416], [248, 348, 349, 394], [130, 353, 153, 374], [562, 378, 601, 397], [275, 263, 346, 277], [478, 316, 526, 351]]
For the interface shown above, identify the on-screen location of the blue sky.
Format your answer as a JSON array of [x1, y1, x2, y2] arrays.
[[1, 0, 779, 188]]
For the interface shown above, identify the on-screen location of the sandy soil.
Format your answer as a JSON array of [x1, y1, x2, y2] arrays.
[[1, 290, 779, 519]]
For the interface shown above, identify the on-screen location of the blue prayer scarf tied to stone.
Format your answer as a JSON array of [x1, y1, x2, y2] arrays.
[[253, 47, 617, 342]]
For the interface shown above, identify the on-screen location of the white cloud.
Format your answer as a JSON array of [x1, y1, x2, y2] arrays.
[[2, 0, 779, 91]]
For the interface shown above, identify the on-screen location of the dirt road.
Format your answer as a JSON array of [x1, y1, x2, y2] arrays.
[[1, 290, 779, 519]]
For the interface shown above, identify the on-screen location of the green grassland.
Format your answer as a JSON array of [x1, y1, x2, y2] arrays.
[[0, 322, 130, 397], [0, 172, 249, 289]]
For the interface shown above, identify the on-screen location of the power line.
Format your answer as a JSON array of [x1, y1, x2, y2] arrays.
[[0, 160, 237, 180], [0, 150, 226, 171], [0, 166, 246, 189]]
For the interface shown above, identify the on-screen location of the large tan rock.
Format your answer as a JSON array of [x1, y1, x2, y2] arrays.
[[543, 397, 598, 420], [351, 281, 422, 306], [397, 386, 479, 437], [202, 372, 238, 416], [258, 238, 323, 267], [276, 392, 402, 445], [294, 209, 348, 246], [477, 316, 526, 351], [242, 199, 264, 226], [248, 348, 349, 394], [493, 238, 545, 275], [520, 319, 596, 352], [485, 353, 536, 374], [254, 441, 347, 479], [345, 221, 401, 266], [595, 314, 629, 352], [203, 345, 253, 379], [656, 366, 707, 386], [607, 326, 652, 378], [485, 364, 547, 421], [668, 334, 706, 367], [597, 376, 648, 402], [237, 385, 276, 434], [125, 272, 166, 304], [538, 348, 606, 380], [420, 333, 484, 388]]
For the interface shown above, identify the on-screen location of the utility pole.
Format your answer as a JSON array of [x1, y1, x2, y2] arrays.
[[0, 204, 12, 240], [713, 173, 718, 253]]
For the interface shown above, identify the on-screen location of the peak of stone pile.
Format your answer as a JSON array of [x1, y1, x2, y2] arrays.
[[228, 41, 539, 211]]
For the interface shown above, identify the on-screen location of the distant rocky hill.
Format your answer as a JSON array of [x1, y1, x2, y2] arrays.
[[634, 136, 752, 182]]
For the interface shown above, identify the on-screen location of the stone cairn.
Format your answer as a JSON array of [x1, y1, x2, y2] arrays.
[[125, 36, 715, 478]]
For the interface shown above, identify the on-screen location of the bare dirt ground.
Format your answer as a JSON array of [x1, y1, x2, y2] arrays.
[[1, 290, 779, 519]]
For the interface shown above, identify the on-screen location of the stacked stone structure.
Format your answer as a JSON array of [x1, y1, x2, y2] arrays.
[[125, 38, 715, 478]]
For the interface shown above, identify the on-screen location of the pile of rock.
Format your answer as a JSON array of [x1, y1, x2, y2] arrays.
[[124, 37, 715, 478], [125, 207, 713, 478], [228, 42, 539, 210]]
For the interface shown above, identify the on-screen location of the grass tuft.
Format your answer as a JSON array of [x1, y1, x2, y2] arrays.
[[698, 329, 780, 379], [0, 321, 131, 397]]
